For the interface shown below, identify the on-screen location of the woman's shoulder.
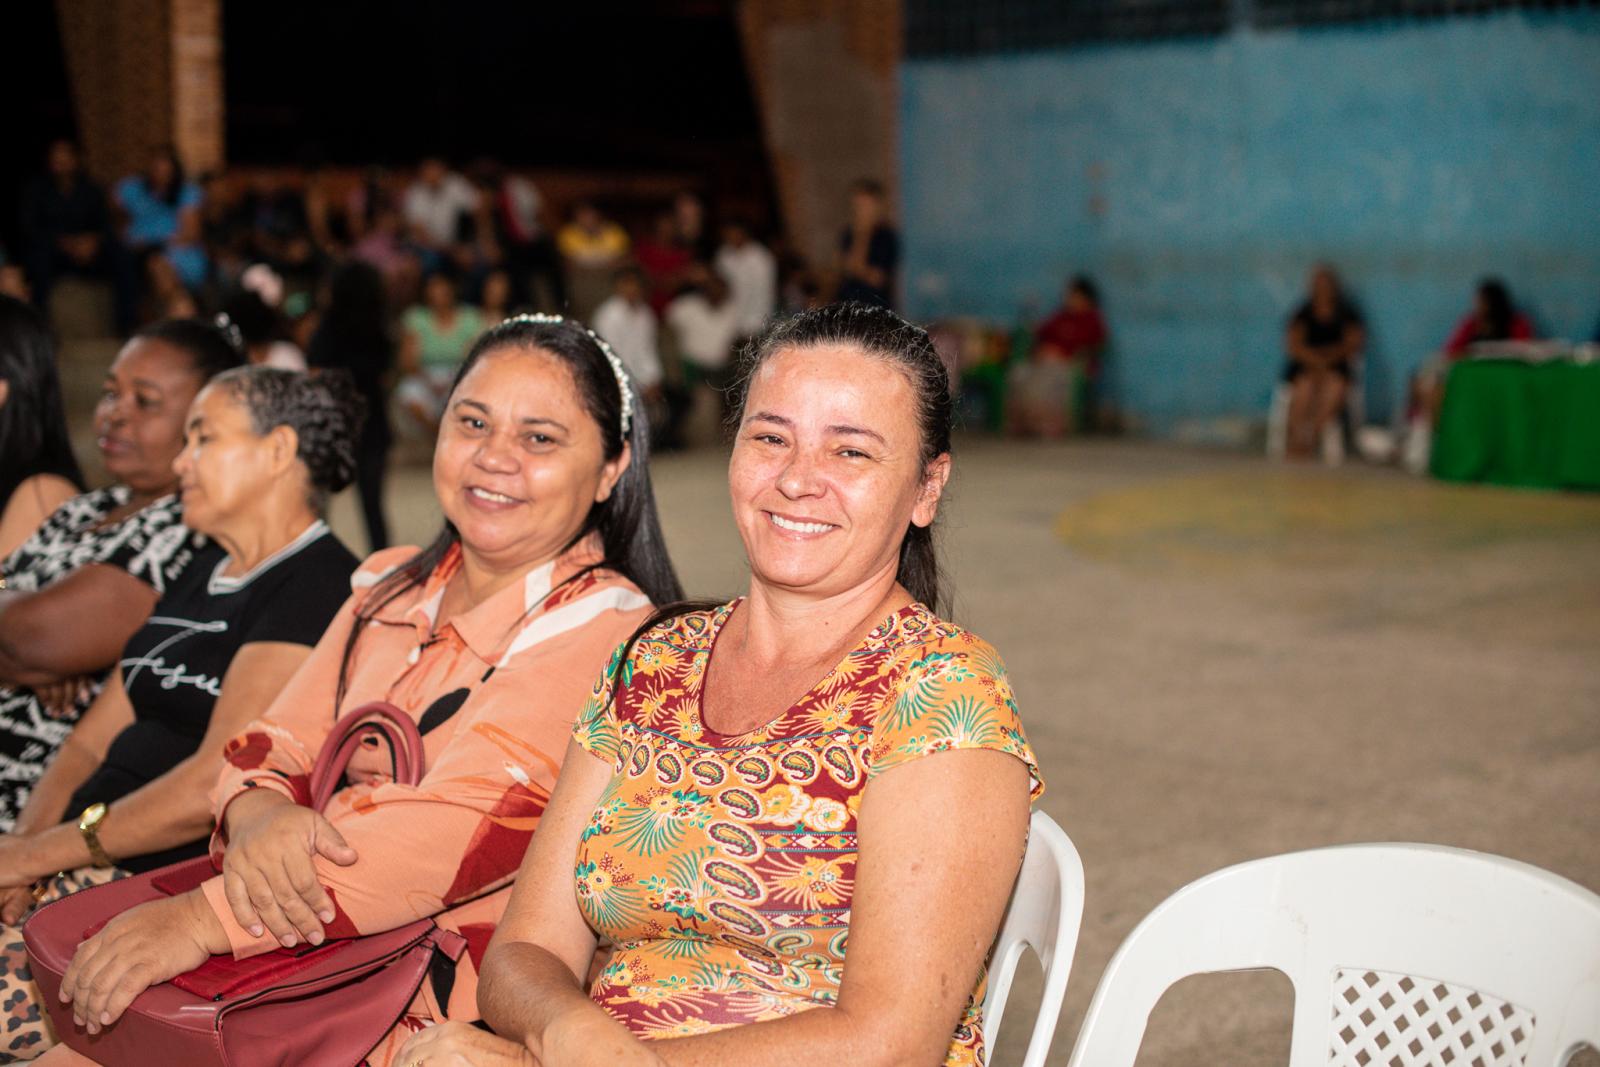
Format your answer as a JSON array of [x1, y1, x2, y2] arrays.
[[876, 604, 1009, 680]]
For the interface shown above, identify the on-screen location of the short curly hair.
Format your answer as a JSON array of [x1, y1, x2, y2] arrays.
[[209, 366, 367, 512]]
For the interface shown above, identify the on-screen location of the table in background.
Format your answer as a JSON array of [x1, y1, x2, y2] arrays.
[[1432, 354, 1600, 490]]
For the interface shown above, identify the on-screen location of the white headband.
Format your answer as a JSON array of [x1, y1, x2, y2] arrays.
[[498, 312, 633, 443]]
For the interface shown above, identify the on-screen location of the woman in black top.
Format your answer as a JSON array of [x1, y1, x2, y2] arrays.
[[1283, 264, 1365, 458], [0, 368, 362, 942], [0, 295, 83, 559]]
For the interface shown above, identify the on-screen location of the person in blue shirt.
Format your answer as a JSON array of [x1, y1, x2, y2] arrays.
[[114, 145, 209, 296]]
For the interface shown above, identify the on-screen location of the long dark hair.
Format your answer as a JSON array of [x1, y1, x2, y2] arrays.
[[335, 315, 683, 704], [0, 295, 84, 514]]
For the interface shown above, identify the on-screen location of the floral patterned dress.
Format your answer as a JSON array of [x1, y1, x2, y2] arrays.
[[572, 600, 1044, 1067]]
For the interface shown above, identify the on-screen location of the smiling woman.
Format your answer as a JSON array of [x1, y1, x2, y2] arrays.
[[462, 304, 1042, 1067], [42, 316, 684, 1067]]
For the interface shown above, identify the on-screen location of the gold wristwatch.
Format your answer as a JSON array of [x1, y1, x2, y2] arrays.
[[77, 803, 114, 868]]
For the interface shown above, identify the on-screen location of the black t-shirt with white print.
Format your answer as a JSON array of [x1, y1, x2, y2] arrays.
[[68, 521, 357, 872]]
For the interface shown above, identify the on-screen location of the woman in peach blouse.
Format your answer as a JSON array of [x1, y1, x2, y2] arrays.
[[47, 314, 683, 1066]]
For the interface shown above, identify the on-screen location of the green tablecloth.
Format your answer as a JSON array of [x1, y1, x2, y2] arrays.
[[1432, 359, 1600, 490]]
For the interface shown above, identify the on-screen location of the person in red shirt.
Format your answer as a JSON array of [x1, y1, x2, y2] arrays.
[[1443, 278, 1535, 358], [1009, 275, 1108, 437], [1403, 278, 1539, 472]]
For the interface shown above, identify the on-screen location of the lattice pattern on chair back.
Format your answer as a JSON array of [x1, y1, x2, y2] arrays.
[[1329, 968, 1537, 1067]]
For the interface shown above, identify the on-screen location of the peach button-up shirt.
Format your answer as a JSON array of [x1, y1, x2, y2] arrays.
[[198, 537, 652, 1027]]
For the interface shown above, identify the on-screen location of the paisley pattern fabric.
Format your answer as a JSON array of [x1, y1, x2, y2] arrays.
[[572, 600, 1043, 1066]]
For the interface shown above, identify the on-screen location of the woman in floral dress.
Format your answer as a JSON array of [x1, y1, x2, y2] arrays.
[[405, 303, 1044, 1067]]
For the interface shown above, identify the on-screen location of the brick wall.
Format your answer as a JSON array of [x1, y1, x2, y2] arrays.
[[738, 0, 901, 270], [56, 0, 223, 182]]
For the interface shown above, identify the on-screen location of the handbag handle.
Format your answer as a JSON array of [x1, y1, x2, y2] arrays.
[[307, 702, 426, 813]]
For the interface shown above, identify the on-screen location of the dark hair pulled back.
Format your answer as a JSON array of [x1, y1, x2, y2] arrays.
[[134, 317, 247, 381], [335, 315, 684, 704], [210, 366, 366, 511], [730, 301, 953, 614]]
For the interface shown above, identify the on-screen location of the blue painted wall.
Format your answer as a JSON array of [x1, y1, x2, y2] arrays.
[[900, 11, 1600, 432]]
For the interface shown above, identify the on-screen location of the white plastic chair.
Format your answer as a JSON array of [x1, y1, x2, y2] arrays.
[[982, 810, 1086, 1067], [1066, 843, 1600, 1067]]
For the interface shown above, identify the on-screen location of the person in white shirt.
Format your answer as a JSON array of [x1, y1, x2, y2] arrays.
[[666, 267, 740, 376], [591, 267, 663, 395], [713, 219, 777, 339], [402, 157, 480, 253]]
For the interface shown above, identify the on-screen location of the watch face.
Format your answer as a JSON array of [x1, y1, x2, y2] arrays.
[[81, 802, 107, 827]]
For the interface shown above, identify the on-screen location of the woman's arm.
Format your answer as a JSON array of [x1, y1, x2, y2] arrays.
[[1286, 318, 1320, 367], [0, 643, 313, 885], [0, 564, 158, 687]]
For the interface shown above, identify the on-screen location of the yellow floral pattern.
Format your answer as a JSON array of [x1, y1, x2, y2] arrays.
[[572, 601, 1043, 1066]]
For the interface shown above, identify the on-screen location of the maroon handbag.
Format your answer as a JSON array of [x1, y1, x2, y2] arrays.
[[24, 702, 467, 1066]]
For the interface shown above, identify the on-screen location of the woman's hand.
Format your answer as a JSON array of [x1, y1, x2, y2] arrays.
[[397, 1021, 538, 1067], [34, 676, 90, 718], [58, 890, 227, 1033], [0, 833, 46, 890], [222, 790, 358, 948], [538, 1010, 668, 1067], [0, 885, 37, 925]]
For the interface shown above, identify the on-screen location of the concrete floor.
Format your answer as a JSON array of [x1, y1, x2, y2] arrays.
[[323, 437, 1600, 1065]]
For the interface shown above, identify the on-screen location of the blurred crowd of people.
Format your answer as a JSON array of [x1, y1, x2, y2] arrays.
[[2, 141, 904, 550]]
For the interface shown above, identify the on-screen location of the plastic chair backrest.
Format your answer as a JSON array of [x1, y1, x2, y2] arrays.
[[981, 810, 1086, 1067], [1066, 843, 1600, 1067]]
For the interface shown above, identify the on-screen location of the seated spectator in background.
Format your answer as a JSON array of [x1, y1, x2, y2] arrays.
[[0, 296, 83, 559], [0, 320, 243, 830], [1403, 277, 1539, 473], [0, 368, 363, 1057], [1283, 264, 1364, 459], [837, 177, 899, 309], [308, 262, 395, 553], [20, 140, 112, 316], [221, 265, 307, 372], [593, 266, 663, 404], [1443, 277, 1535, 357], [634, 212, 692, 316], [558, 203, 630, 321], [450, 304, 1041, 1067], [673, 189, 714, 260], [715, 217, 777, 341], [476, 160, 564, 312], [480, 266, 516, 323], [1009, 275, 1108, 438], [115, 145, 208, 294], [666, 261, 740, 400], [402, 157, 480, 271], [397, 268, 485, 436], [52, 317, 682, 1067]]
